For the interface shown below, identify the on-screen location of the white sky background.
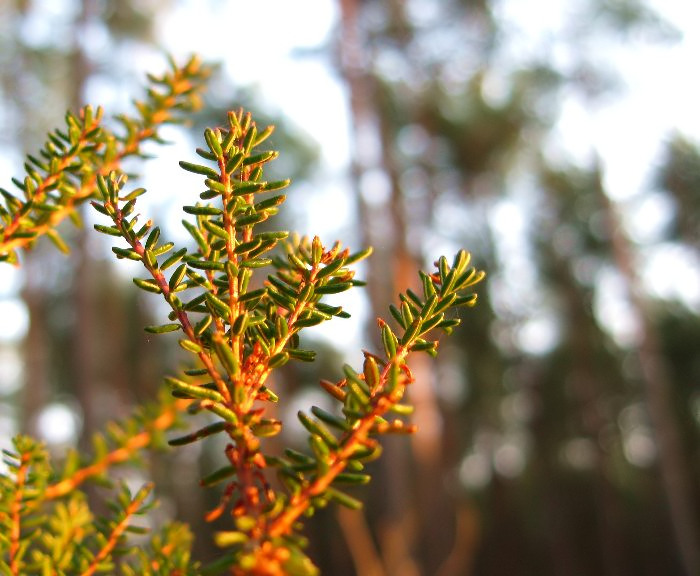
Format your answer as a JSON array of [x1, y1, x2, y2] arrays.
[[155, 0, 353, 232]]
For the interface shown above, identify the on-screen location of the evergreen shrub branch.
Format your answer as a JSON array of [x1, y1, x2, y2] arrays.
[[1, 395, 191, 575], [0, 55, 211, 263], [0, 58, 485, 575]]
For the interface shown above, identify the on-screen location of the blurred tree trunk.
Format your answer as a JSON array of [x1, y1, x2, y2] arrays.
[[69, 0, 99, 445], [378, 76, 455, 576], [531, 422, 585, 576], [549, 253, 628, 576], [561, 273, 628, 576], [599, 171, 700, 576], [21, 254, 51, 436], [338, 0, 458, 572], [8, 16, 55, 437], [533, 168, 632, 575], [337, 1, 417, 573]]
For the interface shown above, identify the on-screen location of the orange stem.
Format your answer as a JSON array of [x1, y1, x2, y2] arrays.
[[79, 484, 153, 576], [45, 400, 184, 500], [9, 452, 31, 575]]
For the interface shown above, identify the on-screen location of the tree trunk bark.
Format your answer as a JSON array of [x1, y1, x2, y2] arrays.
[[69, 0, 99, 447], [337, 1, 418, 573], [599, 167, 700, 576]]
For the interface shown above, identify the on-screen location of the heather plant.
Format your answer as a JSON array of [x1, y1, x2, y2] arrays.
[[0, 58, 484, 575]]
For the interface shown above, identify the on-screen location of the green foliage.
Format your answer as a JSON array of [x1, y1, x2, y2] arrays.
[[0, 401, 193, 575], [0, 55, 210, 264], [0, 58, 484, 575]]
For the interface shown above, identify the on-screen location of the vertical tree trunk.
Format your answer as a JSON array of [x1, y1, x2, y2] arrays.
[[560, 268, 628, 576], [337, 1, 459, 572], [20, 255, 51, 436], [599, 168, 700, 576], [10, 9, 52, 438], [337, 2, 418, 573], [69, 0, 99, 446]]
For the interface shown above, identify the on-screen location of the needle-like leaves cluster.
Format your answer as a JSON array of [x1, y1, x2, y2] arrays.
[[0, 399, 193, 575], [90, 107, 485, 574], [0, 55, 211, 263], [0, 57, 485, 575]]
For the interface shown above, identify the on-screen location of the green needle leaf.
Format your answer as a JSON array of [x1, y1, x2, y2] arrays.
[[179, 160, 219, 178]]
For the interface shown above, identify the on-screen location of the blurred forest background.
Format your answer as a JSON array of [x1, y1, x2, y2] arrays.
[[2, 1, 700, 575]]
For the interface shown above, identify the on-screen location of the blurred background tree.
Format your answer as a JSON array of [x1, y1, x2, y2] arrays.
[[2, 1, 700, 575]]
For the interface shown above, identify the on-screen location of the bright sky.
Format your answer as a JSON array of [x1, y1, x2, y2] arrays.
[[159, 0, 349, 168]]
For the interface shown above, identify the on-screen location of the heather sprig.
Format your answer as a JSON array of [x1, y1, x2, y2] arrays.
[[0, 395, 192, 575], [0, 56, 484, 576], [92, 108, 484, 574], [0, 55, 211, 263]]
